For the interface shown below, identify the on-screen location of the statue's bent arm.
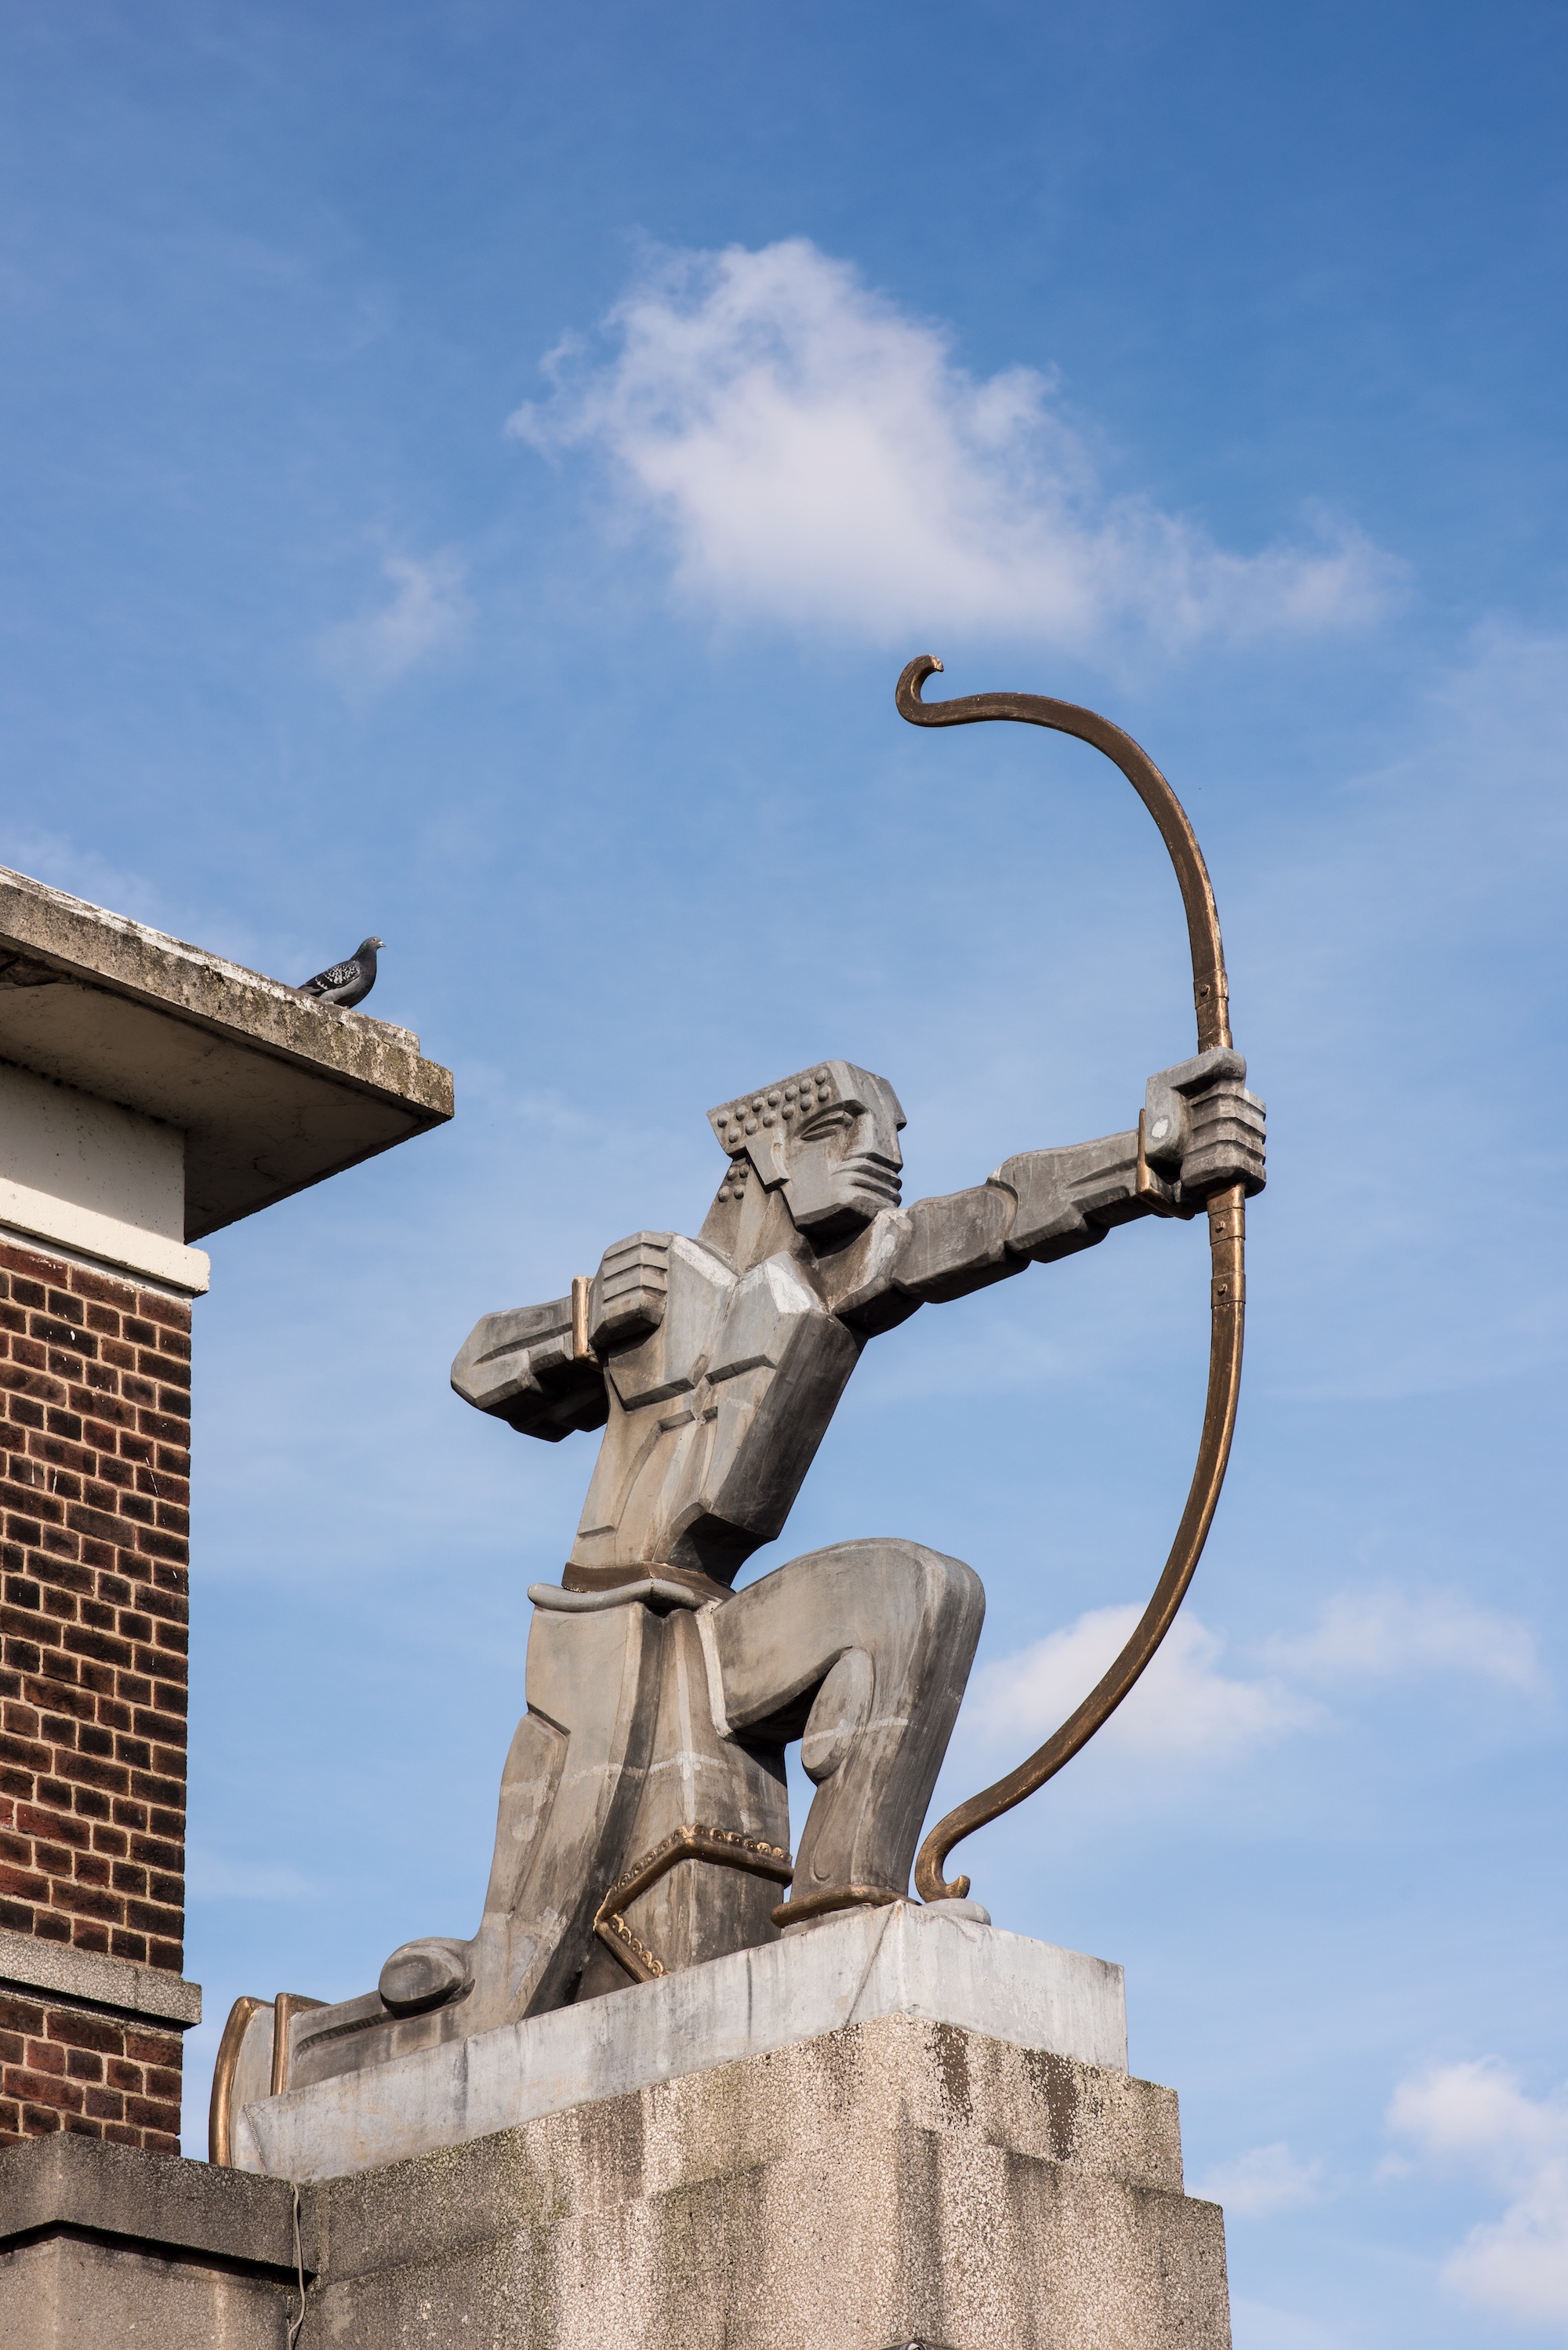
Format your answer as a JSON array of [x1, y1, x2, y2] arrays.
[[450, 1295, 608, 1441]]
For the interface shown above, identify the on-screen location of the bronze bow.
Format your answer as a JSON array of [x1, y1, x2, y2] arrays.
[[895, 656, 1248, 1905]]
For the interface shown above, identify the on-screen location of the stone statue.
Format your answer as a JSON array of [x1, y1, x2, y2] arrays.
[[278, 1048, 1263, 2092]]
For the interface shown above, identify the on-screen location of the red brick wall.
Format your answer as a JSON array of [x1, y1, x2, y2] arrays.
[[0, 1991, 182, 2152], [0, 1236, 191, 2150]]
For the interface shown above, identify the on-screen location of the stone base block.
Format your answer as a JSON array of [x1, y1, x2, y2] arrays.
[[292, 2010, 1230, 2348], [0, 2133, 310, 2349]]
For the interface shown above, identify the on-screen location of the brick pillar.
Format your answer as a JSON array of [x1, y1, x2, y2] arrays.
[[0, 1236, 197, 2153]]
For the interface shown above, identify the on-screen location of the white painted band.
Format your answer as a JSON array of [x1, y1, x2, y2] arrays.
[[0, 1185, 209, 1294]]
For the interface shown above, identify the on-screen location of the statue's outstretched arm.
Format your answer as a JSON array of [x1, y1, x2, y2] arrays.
[[1001, 1048, 1264, 1260], [452, 1295, 608, 1442], [826, 1048, 1265, 1332]]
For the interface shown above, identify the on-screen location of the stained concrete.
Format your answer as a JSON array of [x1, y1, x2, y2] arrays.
[[0, 1923, 201, 2027], [299, 2014, 1227, 2348], [0, 865, 452, 1240]]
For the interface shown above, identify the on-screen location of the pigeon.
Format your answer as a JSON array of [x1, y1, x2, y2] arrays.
[[298, 936, 383, 1009]]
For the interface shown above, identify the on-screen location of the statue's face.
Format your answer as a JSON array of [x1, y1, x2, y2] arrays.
[[779, 1072, 905, 1244]]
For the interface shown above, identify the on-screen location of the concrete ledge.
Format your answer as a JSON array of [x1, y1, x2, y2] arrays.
[[0, 1927, 201, 2027], [241, 1901, 1127, 2182], [0, 2131, 311, 2272], [0, 867, 453, 1239]]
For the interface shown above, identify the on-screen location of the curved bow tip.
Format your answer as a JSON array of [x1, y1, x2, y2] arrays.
[[914, 1851, 971, 1904], [895, 653, 944, 719]]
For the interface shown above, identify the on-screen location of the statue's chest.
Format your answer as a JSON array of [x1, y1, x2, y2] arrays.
[[603, 1238, 829, 1419]]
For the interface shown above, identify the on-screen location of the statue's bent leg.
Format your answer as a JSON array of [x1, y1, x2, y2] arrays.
[[571, 1604, 790, 1999], [288, 1595, 664, 2088], [712, 1538, 984, 1923], [454, 1596, 668, 2022]]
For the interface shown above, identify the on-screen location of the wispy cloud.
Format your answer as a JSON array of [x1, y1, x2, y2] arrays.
[[962, 1604, 1319, 1765], [1389, 2060, 1568, 2323], [321, 550, 469, 689], [510, 238, 1401, 655], [959, 1582, 1543, 1785], [1263, 1588, 1543, 1693], [1192, 2141, 1325, 2217]]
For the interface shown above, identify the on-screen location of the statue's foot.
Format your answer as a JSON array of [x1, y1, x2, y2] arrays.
[[771, 1883, 902, 1932], [378, 1935, 474, 2016]]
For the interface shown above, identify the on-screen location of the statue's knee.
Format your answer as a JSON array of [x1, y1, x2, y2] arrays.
[[866, 1538, 985, 1638]]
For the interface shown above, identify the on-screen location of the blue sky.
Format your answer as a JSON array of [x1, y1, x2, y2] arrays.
[[2, 3, 1566, 2339]]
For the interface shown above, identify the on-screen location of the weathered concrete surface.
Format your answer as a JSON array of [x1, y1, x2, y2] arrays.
[[0, 2239, 286, 2350], [239, 1901, 1128, 2181], [0, 2133, 312, 2350], [296, 2013, 1229, 2349]]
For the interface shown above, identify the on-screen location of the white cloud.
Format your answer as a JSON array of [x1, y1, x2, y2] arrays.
[[510, 238, 1400, 654], [957, 1582, 1541, 1791], [964, 1603, 1319, 1765], [322, 551, 468, 688], [1389, 2060, 1568, 2324], [1264, 1588, 1543, 1693], [1192, 2141, 1324, 2217]]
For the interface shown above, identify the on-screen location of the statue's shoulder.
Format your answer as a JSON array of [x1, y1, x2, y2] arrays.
[[814, 1208, 913, 1328]]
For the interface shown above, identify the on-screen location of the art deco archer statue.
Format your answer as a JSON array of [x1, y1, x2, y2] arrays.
[[213, 661, 1265, 2123]]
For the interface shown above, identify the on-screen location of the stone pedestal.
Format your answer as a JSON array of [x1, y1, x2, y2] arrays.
[[0, 1912, 1232, 2348], [238, 1901, 1128, 2180]]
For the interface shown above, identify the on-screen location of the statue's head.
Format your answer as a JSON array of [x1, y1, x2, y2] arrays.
[[708, 1061, 906, 1245]]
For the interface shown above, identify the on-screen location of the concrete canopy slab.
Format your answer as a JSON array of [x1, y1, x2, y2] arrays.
[[0, 868, 453, 1239]]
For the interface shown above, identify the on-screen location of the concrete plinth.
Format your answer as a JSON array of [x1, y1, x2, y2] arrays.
[[1, 1920, 1232, 2348]]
